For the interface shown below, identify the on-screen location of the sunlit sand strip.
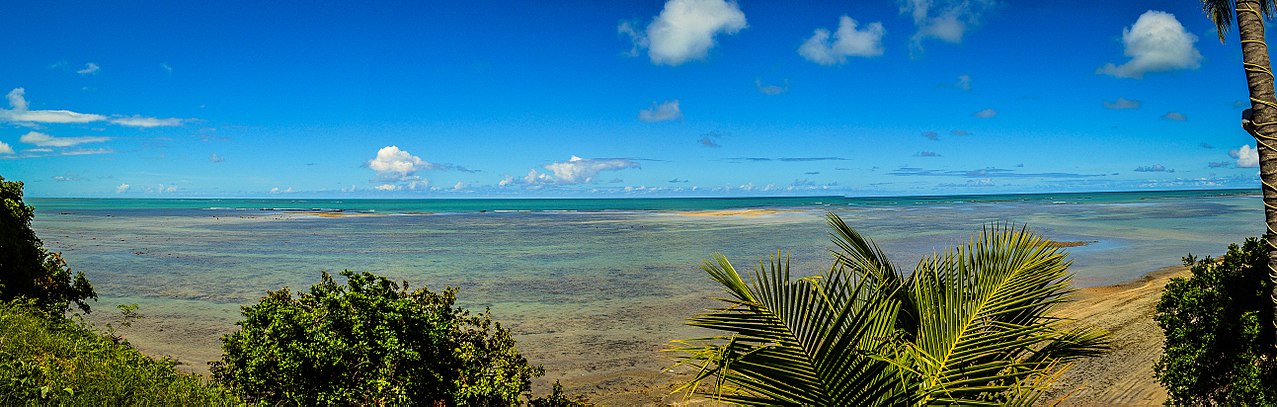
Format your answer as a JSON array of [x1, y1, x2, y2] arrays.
[[673, 208, 802, 217]]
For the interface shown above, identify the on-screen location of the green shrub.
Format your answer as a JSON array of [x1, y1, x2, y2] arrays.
[[211, 270, 545, 405], [1155, 238, 1277, 405], [0, 300, 240, 405], [0, 176, 95, 314]]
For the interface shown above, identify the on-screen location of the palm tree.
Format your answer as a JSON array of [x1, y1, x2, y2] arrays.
[[668, 214, 1108, 405], [1202, 0, 1277, 345]]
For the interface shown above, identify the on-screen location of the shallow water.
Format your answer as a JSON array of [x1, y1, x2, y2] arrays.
[[27, 190, 1262, 401]]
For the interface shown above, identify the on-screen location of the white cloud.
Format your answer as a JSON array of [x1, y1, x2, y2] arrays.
[[1103, 97, 1142, 109], [498, 175, 514, 187], [639, 100, 683, 122], [19, 131, 110, 147], [0, 141, 12, 155], [972, 108, 998, 118], [453, 181, 464, 191], [116, 183, 130, 193], [524, 156, 641, 185], [900, 0, 996, 55], [269, 187, 294, 194], [1231, 144, 1260, 168], [368, 146, 436, 191], [1098, 10, 1201, 79], [210, 153, 224, 163], [798, 15, 886, 65], [956, 74, 971, 90], [60, 148, 112, 156], [623, 0, 748, 65], [76, 63, 100, 75], [109, 116, 186, 127], [369, 145, 433, 177], [0, 88, 187, 127], [1, 88, 106, 124]]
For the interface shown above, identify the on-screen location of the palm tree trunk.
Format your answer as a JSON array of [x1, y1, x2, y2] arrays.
[[1235, 0, 1277, 345]]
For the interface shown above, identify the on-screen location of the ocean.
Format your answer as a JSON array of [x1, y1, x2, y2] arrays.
[[27, 189, 1263, 402]]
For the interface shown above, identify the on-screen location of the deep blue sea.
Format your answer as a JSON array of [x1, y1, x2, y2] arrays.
[[26, 189, 1263, 401]]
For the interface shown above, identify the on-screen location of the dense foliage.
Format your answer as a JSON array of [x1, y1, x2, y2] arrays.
[[1155, 238, 1277, 405], [670, 214, 1108, 405], [0, 300, 241, 405], [0, 176, 95, 314], [211, 270, 546, 405]]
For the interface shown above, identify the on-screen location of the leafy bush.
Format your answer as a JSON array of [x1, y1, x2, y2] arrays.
[[211, 270, 545, 405], [1155, 238, 1277, 405], [0, 176, 95, 314], [0, 300, 240, 405]]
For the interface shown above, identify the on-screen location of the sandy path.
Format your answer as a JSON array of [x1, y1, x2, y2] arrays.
[[1044, 267, 1185, 405]]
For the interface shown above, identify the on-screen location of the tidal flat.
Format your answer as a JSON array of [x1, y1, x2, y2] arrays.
[[30, 190, 1259, 404]]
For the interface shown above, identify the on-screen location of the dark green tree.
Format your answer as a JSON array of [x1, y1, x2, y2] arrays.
[[1155, 238, 1277, 405], [0, 176, 95, 314], [211, 270, 544, 405]]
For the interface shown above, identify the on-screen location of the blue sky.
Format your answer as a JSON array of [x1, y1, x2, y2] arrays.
[[0, 0, 1267, 197]]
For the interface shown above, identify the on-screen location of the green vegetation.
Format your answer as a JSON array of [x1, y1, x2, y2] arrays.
[[212, 270, 562, 405], [1155, 238, 1277, 404], [0, 176, 95, 314], [670, 214, 1108, 405], [0, 300, 241, 405]]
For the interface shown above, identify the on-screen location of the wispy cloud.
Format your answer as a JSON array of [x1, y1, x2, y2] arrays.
[[955, 74, 972, 90], [620, 0, 747, 66], [778, 157, 847, 162], [972, 108, 997, 118], [210, 153, 225, 163], [1097, 10, 1201, 79], [922, 131, 940, 141], [1133, 164, 1174, 173], [914, 151, 941, 157], [1161, 112, 1187, 121], [890, 166, 1106, 178], [0, 88, 187, 127], [116, 183, 130, 193], [798, 15, 886, 65], [755, 79, 788, 95], [76, 63, 100, 75], [1103, 97, 1141, 109], [639, 100, 683, 122], [950, 129, 972, 136], [19, 131, 110, 147]]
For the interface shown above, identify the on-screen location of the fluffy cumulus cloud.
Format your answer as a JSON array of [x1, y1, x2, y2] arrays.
[[19, 131, 109, 147], [0, 88, 184, 127], [639, 100, 683, 122], [0, 141, 12, 155], [798, 15, 886, 65], [368, 146, 433, 190], [972, 108, 997, 118], [523, 156, 641, 185], [621, 0, 747, 65], [899, 0, 996, 55], [116, 183, 130, 193], [1231, 144, 1260, 168], [1098, 10, 1201, 79], [1103, 97, 1142, 109]]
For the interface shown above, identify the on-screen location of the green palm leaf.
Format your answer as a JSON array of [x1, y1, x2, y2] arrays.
[[670, 214, 1108, 405]]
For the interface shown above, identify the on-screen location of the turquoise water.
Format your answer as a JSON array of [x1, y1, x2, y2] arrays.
[[26, 189, 1263, 401]]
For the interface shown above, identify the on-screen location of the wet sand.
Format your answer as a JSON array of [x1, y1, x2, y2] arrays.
[[1044, 266, 1185, 405]]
